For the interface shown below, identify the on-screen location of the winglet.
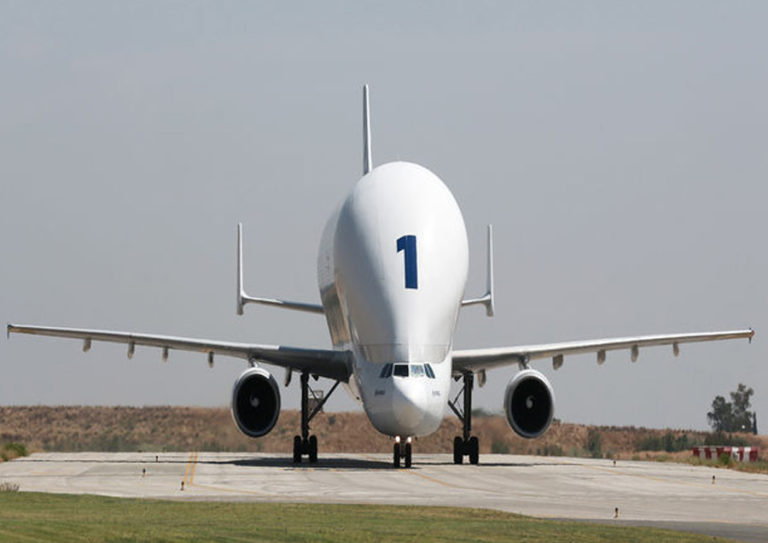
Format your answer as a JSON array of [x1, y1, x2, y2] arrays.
[[236, 223, 325, 315], [461, 224, 495, 317], [237, 222, 245, 315], [485, 224, 495, 317], [363, 84, 372, 175]]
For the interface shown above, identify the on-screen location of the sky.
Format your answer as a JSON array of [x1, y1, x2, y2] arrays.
[[1, 1, 766, 432]]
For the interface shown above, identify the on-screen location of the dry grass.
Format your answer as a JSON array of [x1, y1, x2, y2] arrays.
[[0, 407, 763, 463]]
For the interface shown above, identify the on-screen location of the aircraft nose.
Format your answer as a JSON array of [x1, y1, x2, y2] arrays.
[[391, 380, 429, 433]]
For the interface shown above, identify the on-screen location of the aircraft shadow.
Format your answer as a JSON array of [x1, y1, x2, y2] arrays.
[[209, 456, 394, 470]]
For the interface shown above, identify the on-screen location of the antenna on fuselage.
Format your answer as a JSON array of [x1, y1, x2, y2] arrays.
[[363, 84, 372, 175]]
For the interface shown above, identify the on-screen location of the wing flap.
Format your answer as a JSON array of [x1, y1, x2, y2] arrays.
[[7, 324, 350, 382], [452, 329, 754, 374]]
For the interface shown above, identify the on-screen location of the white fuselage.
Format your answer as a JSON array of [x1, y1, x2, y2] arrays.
[[317, 162, 469, 437]]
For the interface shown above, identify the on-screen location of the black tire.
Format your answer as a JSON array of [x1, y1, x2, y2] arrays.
[[293, 436, 302, 464], [309, 435, 318, 463], [453, 436, 463, 464], [405, 442, 412, 468], [469, 436, 479, 465], [393, 442, 401, 468]]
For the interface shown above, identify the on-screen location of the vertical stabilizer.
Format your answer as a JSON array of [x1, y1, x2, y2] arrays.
[[363, 84, 372, 175]]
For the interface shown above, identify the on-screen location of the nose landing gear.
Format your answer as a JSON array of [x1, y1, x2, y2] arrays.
[[393, 436, 413, 468]]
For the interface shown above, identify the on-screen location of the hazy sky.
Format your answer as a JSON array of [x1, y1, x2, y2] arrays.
[[1, 2, 765, 432]]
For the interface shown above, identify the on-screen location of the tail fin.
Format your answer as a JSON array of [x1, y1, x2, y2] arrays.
[[363, 84, 372, 175]]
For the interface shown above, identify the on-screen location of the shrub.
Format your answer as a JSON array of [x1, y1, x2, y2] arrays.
[[586, 428, 602, 458], [540, 444, 564, 457], [1, 442, 29, 461], [705, 432, 749, 447], [635, 432, 697, 452], [491, 439, 509, 454], [0, 482, 20, 492]]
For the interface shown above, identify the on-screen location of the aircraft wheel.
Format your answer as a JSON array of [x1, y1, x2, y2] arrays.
[[469, 436, 479, 465], [293, 436, 302, 464], [405, 442, 412, 468], [393, 442, 401, 468], [453, 436, 463, 464], [309, 435, 318, 463]]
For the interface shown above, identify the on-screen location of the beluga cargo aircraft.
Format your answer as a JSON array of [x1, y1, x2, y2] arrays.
[[8, 86, 754, 468]]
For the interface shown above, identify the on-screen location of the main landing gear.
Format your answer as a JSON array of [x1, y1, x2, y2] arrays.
[[292, 371, 340, 464], [448, 371, 479, 464], [393, 436, 412, 468]]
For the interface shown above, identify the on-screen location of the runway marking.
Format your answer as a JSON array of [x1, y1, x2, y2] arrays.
[[189, 452, 199, 485], [358, 454, 478, 490], [183, 451, 198, 487], [403, 469, 462, 489]]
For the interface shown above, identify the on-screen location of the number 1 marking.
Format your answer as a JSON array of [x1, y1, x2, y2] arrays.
[[396, 235, 418, 289]]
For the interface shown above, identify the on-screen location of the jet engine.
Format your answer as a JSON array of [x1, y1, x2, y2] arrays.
[[231, 367, 281, 438], [503, 369, 555, 439]]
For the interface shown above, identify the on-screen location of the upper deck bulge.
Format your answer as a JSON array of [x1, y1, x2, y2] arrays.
[[320, 161, 469, 363]]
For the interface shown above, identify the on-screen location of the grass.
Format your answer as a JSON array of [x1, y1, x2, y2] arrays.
[[0, 492, 739, 543]]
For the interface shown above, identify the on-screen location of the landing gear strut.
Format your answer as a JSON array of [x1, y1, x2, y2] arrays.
[[448, 371, 479, 464], [292, 371, 339, 464], [393, 437, 412, 468]]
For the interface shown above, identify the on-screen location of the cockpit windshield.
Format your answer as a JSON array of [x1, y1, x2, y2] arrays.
[[381, 363, 436, 379]]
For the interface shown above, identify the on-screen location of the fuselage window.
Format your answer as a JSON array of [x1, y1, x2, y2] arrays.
[[393, 364, 409, 377], [410, 364, 425, 378], [424, 364, 435, 379], [379, 363, 393, 378]]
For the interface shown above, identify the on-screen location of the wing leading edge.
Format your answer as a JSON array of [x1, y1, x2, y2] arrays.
[[7, 324, 351, 382], [452, 329, 754, 374]]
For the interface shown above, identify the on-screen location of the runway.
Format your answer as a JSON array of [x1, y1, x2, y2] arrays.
[[2, 452, 767, 542]]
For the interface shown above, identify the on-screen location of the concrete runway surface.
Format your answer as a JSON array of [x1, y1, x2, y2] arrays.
[[1, 452, 766, 542]]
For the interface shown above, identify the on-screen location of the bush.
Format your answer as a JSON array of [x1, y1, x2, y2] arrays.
[[586, 428, 602, 458], [491, 439, 509, 454], [635, 432, 697, 453], [0, 482, 20, 492], [1, 443, 29, 461], [705, 432, 749, 447], [540, 444, 564, 457]]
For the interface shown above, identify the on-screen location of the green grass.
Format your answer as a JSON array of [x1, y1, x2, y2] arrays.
[[0, 492, 738, 543]]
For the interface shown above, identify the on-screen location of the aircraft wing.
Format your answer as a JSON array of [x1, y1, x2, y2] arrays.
[[7, 324, 351, 382], [452, 329, 754, 374]]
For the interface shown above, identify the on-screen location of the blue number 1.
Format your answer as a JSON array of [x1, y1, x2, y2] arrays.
[[396, 235, 418, 289]]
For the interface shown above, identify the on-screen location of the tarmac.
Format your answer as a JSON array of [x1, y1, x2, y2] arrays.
[[1, 452, 767, 542]]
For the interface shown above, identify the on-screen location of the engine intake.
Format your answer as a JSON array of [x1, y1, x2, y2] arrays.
[[504, 369, 555, 438], [231, 367, 281, 438]]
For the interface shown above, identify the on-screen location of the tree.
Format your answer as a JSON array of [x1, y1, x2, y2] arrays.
[[707, 384, 755, 433]]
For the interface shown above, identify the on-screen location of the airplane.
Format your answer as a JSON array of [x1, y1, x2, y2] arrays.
[[7, 86, 754, 468]]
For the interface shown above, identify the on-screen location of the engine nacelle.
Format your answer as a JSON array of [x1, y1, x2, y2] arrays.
[[231, 367, 281, 438], [503, 369, 555, 439]]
